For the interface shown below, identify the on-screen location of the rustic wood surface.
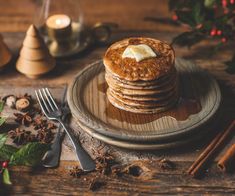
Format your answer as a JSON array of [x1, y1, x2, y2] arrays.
[[1, 0, 235, 195]]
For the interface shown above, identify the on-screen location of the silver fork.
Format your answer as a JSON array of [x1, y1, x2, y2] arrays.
[[35, 88, 96, 171], [42, 85, 68, 168]]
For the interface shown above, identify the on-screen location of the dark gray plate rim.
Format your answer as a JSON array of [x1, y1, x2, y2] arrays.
[[75, 119, 207, 150]]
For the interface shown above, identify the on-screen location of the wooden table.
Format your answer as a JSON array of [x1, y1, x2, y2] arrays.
[[1, 0, 235, 195]]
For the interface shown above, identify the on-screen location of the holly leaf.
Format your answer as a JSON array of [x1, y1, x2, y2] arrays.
[[144, 17, 180, 26], [0, 101, 4, 113], [171, 31, 205, 47], [193, 1, 204, 24], [168, 0, 182, 11], [2, 168, 12, 185], [168, 0, 193, 11], [9, 142, 50, 167], [0, 117, 6, 127], [175, 10, 196, 27], [202, 21, 213, 31], [0, 134, 7, 149], [225, 58, 235, 74], [0, 145, 18, 160], [175, 2, 204, 27]]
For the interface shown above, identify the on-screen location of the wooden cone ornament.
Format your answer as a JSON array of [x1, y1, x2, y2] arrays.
[[16, 25, 55, 79], [0, 34, 12, 71]]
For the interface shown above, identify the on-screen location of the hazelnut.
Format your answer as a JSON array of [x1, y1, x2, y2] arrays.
[[15, 98, 30, 112], [5, 95, 17, 108]]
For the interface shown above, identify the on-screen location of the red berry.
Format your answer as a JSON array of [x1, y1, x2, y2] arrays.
[[223, 9, 229, 14], [217, 30, 222, 35], [230, 0, 234, 4], [172, 14, 178, 21], [210, 29, 217, 36], [2, 161, 8, 168], [222, 0, 227, 7], [221, 37, 227, 42]]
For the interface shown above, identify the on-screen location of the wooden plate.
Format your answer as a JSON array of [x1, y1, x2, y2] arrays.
[[74, 119, 210, 150], [68, 58, 221, 142]]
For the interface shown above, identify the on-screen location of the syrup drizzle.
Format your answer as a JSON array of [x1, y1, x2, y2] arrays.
[[98, 82, 202, 124]]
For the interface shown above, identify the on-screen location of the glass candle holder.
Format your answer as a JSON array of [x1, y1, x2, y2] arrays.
[[33, 0, 84, 57]]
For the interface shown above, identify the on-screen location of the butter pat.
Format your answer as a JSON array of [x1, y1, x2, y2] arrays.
[[122, 44, 156, 62]]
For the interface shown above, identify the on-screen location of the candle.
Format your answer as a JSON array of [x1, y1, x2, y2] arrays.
[[46, 14, 71, 29], [46, 14, 72, 40]]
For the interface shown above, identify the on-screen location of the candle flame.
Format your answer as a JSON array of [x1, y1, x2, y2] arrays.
[[46, 14, 71, 29], [55, 19, 62, 26]]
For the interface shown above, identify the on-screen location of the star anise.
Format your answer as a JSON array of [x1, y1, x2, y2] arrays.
[[95, 152, 116, 175], [14, 112, 33, 126], [8, 128, 36, 145], [69, 166, 88, 178], [89, 178, 106, 192], [27, 106, 42, 116], [33, 106, 42, 115], [36, 128, 54, 144], [111, 165, 123, 177], [47, 122, 57, 129], [33, 116, 56, 130], [158, 158, 175, 170], [33, 116, 47, 130]]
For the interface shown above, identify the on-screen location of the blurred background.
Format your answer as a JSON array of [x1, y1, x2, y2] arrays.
[[0, 0, 183, 33], [0, 0, 235, 85]]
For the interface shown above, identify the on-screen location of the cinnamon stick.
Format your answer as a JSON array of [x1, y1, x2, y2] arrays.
[[187, 120, 235, 178], [218, 144, 235, 172]]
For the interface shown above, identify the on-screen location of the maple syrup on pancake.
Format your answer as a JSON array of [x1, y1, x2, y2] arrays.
[[98, 82, 201, 124]]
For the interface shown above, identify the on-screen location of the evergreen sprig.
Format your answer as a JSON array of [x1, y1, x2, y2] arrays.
[[0, 133, 50, 185], [169, 0, 235, 73], [0, 99, 50, 185], [0, 101, 6, 126]]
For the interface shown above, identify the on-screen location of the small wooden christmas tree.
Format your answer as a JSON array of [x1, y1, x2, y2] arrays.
[[16, 25, 55, 79], [0, 34, 12, 71]]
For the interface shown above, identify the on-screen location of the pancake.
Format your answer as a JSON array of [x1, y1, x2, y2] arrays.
[[105, 71, 177, 90], [103, 37, 175, 81], [107, 90, 179, 114], [105, 66, 176, 87], [109, 86, 178, 101], [103, 37, 178, 114], [108, 78, 178, 96], [108, 88, 179, 107]]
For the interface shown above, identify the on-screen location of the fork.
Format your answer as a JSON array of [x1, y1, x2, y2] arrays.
[[42, 85, 69, 168], [35, 88, 96, 171]]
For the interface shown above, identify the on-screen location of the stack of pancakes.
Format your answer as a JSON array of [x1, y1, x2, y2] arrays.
[[103, 37, 179, 114]]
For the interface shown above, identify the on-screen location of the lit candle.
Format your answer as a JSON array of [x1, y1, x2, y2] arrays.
[[46, 14, 72, 41], [46, 14, 71, 29]]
